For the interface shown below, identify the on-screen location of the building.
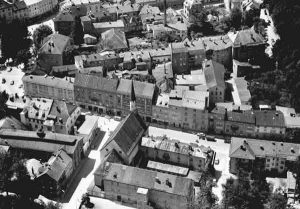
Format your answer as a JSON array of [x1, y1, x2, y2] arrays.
[[93, 20, 125, 36], [94, 162, 194, 209], [228, 77, 251, 105], [228, 28, 266, 62], [203, 59, 226, 104], [116, 79, 156, 120], [141, 136, 214, 171], [139, 5, 163, 30], [22, 75, 75, 103], [24, 0, 58, 19], [183, 0, 202, 21], [229, 137, 300, 175], [37, 33, 71, 73], [170, 43, 189, 74], [253, 110, 286, 138], [122, 50, 151, 71], [53, 11, 75, 36], [100, 111, 147, 165], [0, 116, 28, 130], [20, 98, 81, 134], [101, 29, 128, 51], [0, 129, 83, 167], [202, 35, 232, 67], [232, 59, 261, 78], [147, 47, 171, 64], [84, 34, 97, 45], [51, 64, 77, 77]]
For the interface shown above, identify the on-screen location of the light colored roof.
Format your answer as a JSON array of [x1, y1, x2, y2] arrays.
[[175, 73, 206, 86], [171, 39, 205, 53], [147, 161, 189, 176], [141, 136, 212, 159], [101, 28, 128, 50], [182, 90, 208, 110], [203, 59, 225, 89], [230, 137, 300, 161], [228, 28, 265, 47], [22, 75, 74, 90], [84, 34, 97, 40], [287, 171, 296, 190], [95, 162, 194, 197], [228, 77, 251, 105], [39, 34, 70, 55], [0, 129, 82, 155], [152, 62, 173, 81], [216, 102, 252, 111], [77, 115, 99, 135], [24, 0, 44, 6], [93, 20, 124, 29], [202, 35, 232, 51], [284, 117, 300, 129], [123, 50, 151, 62], [276, 106, 296, 117], [156, 93, 170, 107], [24, 98, 53, 121]]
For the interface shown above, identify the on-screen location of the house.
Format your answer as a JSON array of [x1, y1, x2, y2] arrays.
[[122, 50, 151, 71], [253, 110, 286, 138], [229, 137, 300, 175], [202, 35, 233, 68], [35, 149, 73, 197], [94, 162, 194, 209], [0, 129, 83, 167], [53, 11, 75, 36], [228, 28, 266, 63], [37, 34, 71, 73], [100, 110, 147, 165], [24, 0, 58, 19], [203, 59, 226, 104], [175, 72, 207, 89], [147, 47, 172, 64], [93, 20, 125, 36], [0, 116, 28, 130], [232, 59, 261, 78], [77, 115, 101, 153], [83, 34, 97, 45], [22, 75, 75, 103], [141, 136, 215, 171], [183, 0, 203, 21], [101, 29, 128, 51], [139, 5, 163, 30], [228, 77, 251, 105], [20, 98, 81, 135]]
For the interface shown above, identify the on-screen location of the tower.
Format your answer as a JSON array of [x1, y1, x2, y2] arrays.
[[129, 80, 136, 112]]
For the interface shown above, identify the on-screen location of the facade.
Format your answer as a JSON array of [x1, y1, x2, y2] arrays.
[[202, 35, 233, 68], [37, 33, 71, 73], [229, 137, 300, 175], [0, 129, 83, 168], [100, 111, 147, 165], [141, 136, 215, 171], [22, 75, 75, 103], [228, 28, 266, 63], [94, 162, 194, 209], [24, 0, 58, 19], [203, 60, 226, 104], [53, 11, 75, 36]]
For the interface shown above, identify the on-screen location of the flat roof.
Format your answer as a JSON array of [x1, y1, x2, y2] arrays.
[[147, 161, 189, 176]]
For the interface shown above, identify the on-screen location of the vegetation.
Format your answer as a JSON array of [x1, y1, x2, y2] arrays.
[[0, 20, 32, 63], [32, 24, 53, 50], [0, 91, 9, 119], [266, 189, 287, 209]]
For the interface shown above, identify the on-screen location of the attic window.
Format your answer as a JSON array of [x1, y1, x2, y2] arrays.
[[291, 148, 295, 154], [113, 172, 118, 179], [240, 145, 246, 151], [260, 146, 264, 151]]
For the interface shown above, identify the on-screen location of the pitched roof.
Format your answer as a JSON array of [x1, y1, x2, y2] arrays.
[[39, 34, 70, 55], [228, 28, 265, 47], [203, 59, 225, 88], [117, 79, 155, 99], [101, 28, 128, 50], [22, 75, 74, 90], [0, 117, 28, 130], [0, 129, 82, 155], [229, 137, 300, 161], [93, 20, 124, 29], [227, 111, 255, 124], [202, 35, 232, 51], [254, 110, 285, 128], [74, 73, 119, 93], [54, 12, 74, 22], [49, 100, 78, 125], [101, 111, 147, 156], [95, 162, 194, 197]]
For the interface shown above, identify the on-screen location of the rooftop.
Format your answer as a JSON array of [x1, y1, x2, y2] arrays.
[[77, 115, 99, 135], [228, 28, 265, 47], [101, 29, 128, 50], [202, 35, 232, 51], [117, 79, 155, 99], [182, 90, 208, 110], [175, 72, 206, 86], [156, 93, 170, 107], [24, 98, 53, 121], [203, 59, 225, 89], [253, 110, 285, 128], [229, 137, 300, 161], [147, 160, 189, 176], [95, 162, 194, 197], [39, 34, 70, 55], [53, 12, 74, 22], [93, 20, 124, 29], [22, 75, 74, 90]]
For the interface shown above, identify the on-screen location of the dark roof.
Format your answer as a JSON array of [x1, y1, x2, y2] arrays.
[[95, 162, 194, 197], [130, 80, 136, 102], [117, 79, 155, 99], [0, 117, 28, 130], [54, 12, 74, 22], [230, 137, 300, 161], [227, 111, 255, 124], [101, 111, 147, 156], [74, 73, 119, 93], [254, 110, 285, 128], [203, 59, 225, 88]]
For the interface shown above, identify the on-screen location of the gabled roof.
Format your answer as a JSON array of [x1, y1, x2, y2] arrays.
[[101, 111, 147, 157], [74, 73, 119, 93], [101, 29, 128, 50], [49, 100, 78, 125], [203, 59, 225, 89], [95, 162, 194, 197], [254, 110, 285, 128], [117, 79, 155, 99], [0, 117, 28, 130], [230, 137, 300, 161], [228, 28, 265, 47], [39, 34, 70, 55]]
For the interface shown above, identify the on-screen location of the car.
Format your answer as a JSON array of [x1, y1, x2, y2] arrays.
[[10, 80, 14, 85], [215, 159, 219, 165], [2, 78, 6, 84], [113, 116, 122, 121], [8, 67, 12, 72], [197, 132, 206, 137], [19, 84, 23, 88], [105, 115, 111, 119], [206, 135, 216, 142]]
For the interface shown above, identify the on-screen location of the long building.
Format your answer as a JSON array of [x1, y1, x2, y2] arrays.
[[94, 162, 194, 209]]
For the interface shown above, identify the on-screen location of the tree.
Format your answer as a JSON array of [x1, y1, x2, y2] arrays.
[[0, 91, 9, 119], [43, 201, 61, 209], [72, 16, 84, 45], [267, 189, 287, 209], [32, 24, 53, 49]]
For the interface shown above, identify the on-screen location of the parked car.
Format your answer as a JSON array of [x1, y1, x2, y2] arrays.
[[2, 78, 6, 84], [206, 135, 216, 142], [197, 132, 206, 138], [215, 159, 219, 165], [10, 80, 14, 85], [113, 116, 122, 121]]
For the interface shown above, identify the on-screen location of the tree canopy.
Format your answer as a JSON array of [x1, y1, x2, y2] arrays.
[[32, 24, 53, 49]]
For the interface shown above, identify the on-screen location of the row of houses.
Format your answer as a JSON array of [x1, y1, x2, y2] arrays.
[[0, 0, 58, 22]]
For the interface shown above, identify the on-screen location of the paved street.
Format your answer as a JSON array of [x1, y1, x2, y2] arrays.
[[148, 126, 236, 203]]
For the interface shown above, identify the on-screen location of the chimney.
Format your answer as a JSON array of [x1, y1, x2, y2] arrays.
[[155, 177, 161, 184], [166, 178, 172, 187]]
